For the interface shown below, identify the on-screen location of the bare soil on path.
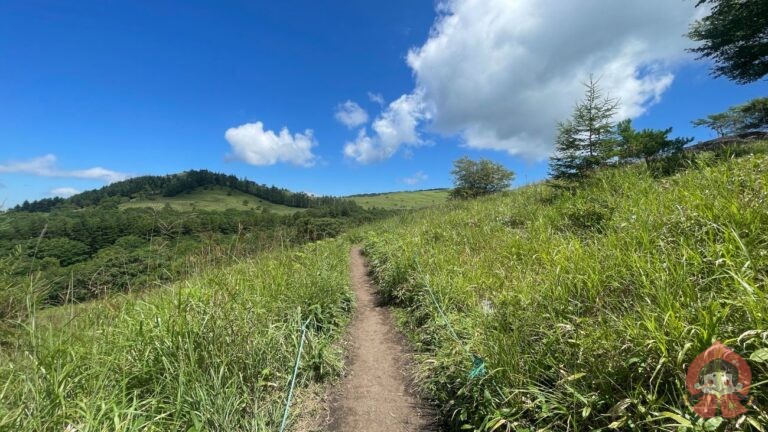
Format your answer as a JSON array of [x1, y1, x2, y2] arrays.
[[325, 247, 433, 431]]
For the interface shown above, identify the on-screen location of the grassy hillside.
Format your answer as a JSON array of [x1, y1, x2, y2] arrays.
[[120, 185, 303, 214], [13, 169, 354, 213], [348, 189, 449, 210], [0, 239, 352, 431], [359, 154, 768, 431], [122, 186, 450, 213]]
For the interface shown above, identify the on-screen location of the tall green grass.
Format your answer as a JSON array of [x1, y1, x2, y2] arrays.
[[0, 238, 352, 431], [360, 154, 768, 431]]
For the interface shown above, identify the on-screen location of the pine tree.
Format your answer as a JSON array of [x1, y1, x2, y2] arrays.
[[688, 0, 768, 84], [549, 120, 583, 182], [549, 77, 619, 183], [616, 119, 693, 166]]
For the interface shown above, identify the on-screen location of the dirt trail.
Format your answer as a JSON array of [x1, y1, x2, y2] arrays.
[[326, 247, 432, 431]]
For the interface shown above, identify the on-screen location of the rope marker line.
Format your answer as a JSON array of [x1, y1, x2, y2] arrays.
[[279, 316, 312, 432], [422, 274, 486, 379], [425, 285, 467, 351]]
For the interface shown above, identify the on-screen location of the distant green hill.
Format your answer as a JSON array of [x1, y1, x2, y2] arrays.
[[347, 189, 449, 210], [14, 175, 451, 213], [13, 169, 353, 213], [120, 185, 302, 214]]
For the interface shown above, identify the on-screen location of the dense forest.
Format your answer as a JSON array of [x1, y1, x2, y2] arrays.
[[0, 171, 390, 314]]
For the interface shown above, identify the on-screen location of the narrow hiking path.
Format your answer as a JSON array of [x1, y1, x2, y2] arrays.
[[326, 247, 432, 431]]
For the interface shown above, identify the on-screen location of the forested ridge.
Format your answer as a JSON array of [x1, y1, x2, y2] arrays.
[[11, 169, 357, 212]]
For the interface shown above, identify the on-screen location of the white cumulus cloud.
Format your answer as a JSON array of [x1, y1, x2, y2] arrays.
[[334, 101, 369, 128], [0, 154, 130, 183], [225, 122, 317, 167], [49, 187, 80, 198], [401, 171, 428, 185], [343, 92, 430, 164], [390, 0, 700, 160]]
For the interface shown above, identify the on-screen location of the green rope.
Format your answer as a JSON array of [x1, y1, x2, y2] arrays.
[[425, 285, 467, 351], [279, 316, 312, 432], [423, 277, 486, 379]]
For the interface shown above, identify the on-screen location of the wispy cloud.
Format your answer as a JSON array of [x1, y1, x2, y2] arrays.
[[49, 187, 80, 198], [400, 171, 428, 185], [334, 100, 369, 129], [0, 154, 131, 183], [368, 92, 385, 106]]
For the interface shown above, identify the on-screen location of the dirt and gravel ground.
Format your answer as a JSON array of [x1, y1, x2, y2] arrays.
[[324, 247, 433, 432]]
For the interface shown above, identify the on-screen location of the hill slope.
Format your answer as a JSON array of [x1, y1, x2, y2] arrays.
[[14, 170, 451, 213], [13, 169, 353, 213], [120, 185, 302, 214], [347, 189, 449, 210], [358, 154, 768, 430]]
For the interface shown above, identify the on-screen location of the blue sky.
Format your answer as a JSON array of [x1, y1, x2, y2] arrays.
[[1, 0, 765, 207]]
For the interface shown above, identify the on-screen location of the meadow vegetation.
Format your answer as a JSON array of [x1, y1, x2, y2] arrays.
[[360, 146, 768, 431], [0, 170, 383, 431], [0, 239, 352, 431]]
